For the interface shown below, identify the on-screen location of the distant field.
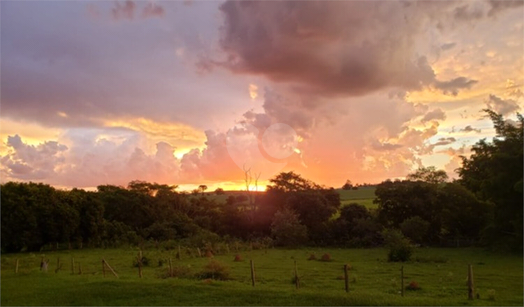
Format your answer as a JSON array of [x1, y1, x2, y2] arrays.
[[336, 187, 377, 209], [201, 187, 378, 210], [2, 247, 522, 306]]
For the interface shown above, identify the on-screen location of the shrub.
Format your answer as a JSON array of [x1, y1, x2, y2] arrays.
[[307, 254, 317, 260], [160, 265, 193, 279], [406, 281, 420, 290], [205, 250, 214, 258], [198, 260, 230, 280], [320, 253, 332, 262], [382, 229, 412, 262], [233, 254, 242, 262]]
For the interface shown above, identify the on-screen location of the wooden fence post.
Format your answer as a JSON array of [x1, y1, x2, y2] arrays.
[[250, 260, 256, 287], [137, 251, 143, 278], [294, 260, 300, 289], [15, 258, 19, 274], [344, 264, 349, 293], [55, 257, 62, 273], [102, 259, 119, 278], [78, 263, 82, 275], [468, 264, 475, 300], [71, 257, 75, 275], [197, 248, 202, 258], [401, 266, 404, 297]]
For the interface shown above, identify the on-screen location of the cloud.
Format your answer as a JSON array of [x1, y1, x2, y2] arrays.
[[142, 2, 165, 19], [441, 42, 457, 50], [434, 77, 478, 96], [487, 0, 524, 17], [460, 125, 482, 133], [204, 1, 487, 99], [110, 0, 165, 21], [421, 108, 446, 123], [1, 135, 68, 180], [485, 94, 521, 115], [112, 0, 136, 20], [433, 137, 457, 147]]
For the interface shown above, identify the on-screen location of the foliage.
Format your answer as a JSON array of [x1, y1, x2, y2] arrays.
[[382, 229, 412, 262], [458, 110, 523, 252], [270, 208, 308, 246], [400, 216, 429, 245], [407, 166, 448, 184], [197, 260, 230, 280]]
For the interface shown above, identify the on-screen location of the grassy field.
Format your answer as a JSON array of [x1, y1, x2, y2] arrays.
[[2, 247, 522, 306], [337, 187, 377, 209]]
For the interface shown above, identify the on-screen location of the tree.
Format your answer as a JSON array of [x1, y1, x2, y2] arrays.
[[458, 110, 523, 251], [214, 187, 225, 195], [342, 180, 353, 190], [198, 185, 208, 196], [270, 208, 308, 246], [407, 166, 448, 184]]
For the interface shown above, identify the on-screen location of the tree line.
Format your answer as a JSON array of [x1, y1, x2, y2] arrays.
[[1, 110, 522, 253]]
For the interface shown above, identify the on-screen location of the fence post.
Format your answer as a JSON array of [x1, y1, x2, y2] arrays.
[[168, 258, 173, 277], [468, 264, 475, 300], [72, 257, 75, 275], [137, 251, 143, 278], [344, 264, 349, 293], [102, 259, 106, 277], [294, 260, 300, 289], [401, 266, 404, 297], [78, 263, 82, 275], [250, 260, 256, 287], [15, 258, 19, 274], [102, 259, 119, 278]]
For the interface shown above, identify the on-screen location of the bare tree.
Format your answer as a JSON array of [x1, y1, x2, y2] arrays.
[[243, 164, 261, 223]]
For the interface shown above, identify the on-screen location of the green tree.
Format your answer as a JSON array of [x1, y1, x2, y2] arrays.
[[458, 110, 523, 251], [270, 208, 308, 246], [407, 166, 448, 184]]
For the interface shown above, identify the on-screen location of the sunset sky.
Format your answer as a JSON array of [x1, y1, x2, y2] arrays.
[[1, 0, 523, 191]]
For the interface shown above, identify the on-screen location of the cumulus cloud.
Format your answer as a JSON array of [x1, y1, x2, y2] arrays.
[[1, 135, 68, 180], [485, 94, 521, 115], [206, 1, 488, 99]]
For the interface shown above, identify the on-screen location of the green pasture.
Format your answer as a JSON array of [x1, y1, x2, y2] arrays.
[[2, 247, 522, 306]]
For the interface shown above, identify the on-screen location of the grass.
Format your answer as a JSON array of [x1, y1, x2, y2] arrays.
[[2, 247, 522, 306], [337, 187, 377, 209]]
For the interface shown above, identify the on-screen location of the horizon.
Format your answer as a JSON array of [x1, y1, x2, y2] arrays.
[[1, 0, 523, 190]]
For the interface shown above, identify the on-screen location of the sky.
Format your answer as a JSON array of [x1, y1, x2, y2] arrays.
[[1, 0, 523, 191]]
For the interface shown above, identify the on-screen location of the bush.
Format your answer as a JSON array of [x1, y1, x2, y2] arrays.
[[198, 260, 230, 280], [233, 254, 243, 262], [307, 254, 317, 260], [382, 229, 413, 262], [160, 265, 193, 279]]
